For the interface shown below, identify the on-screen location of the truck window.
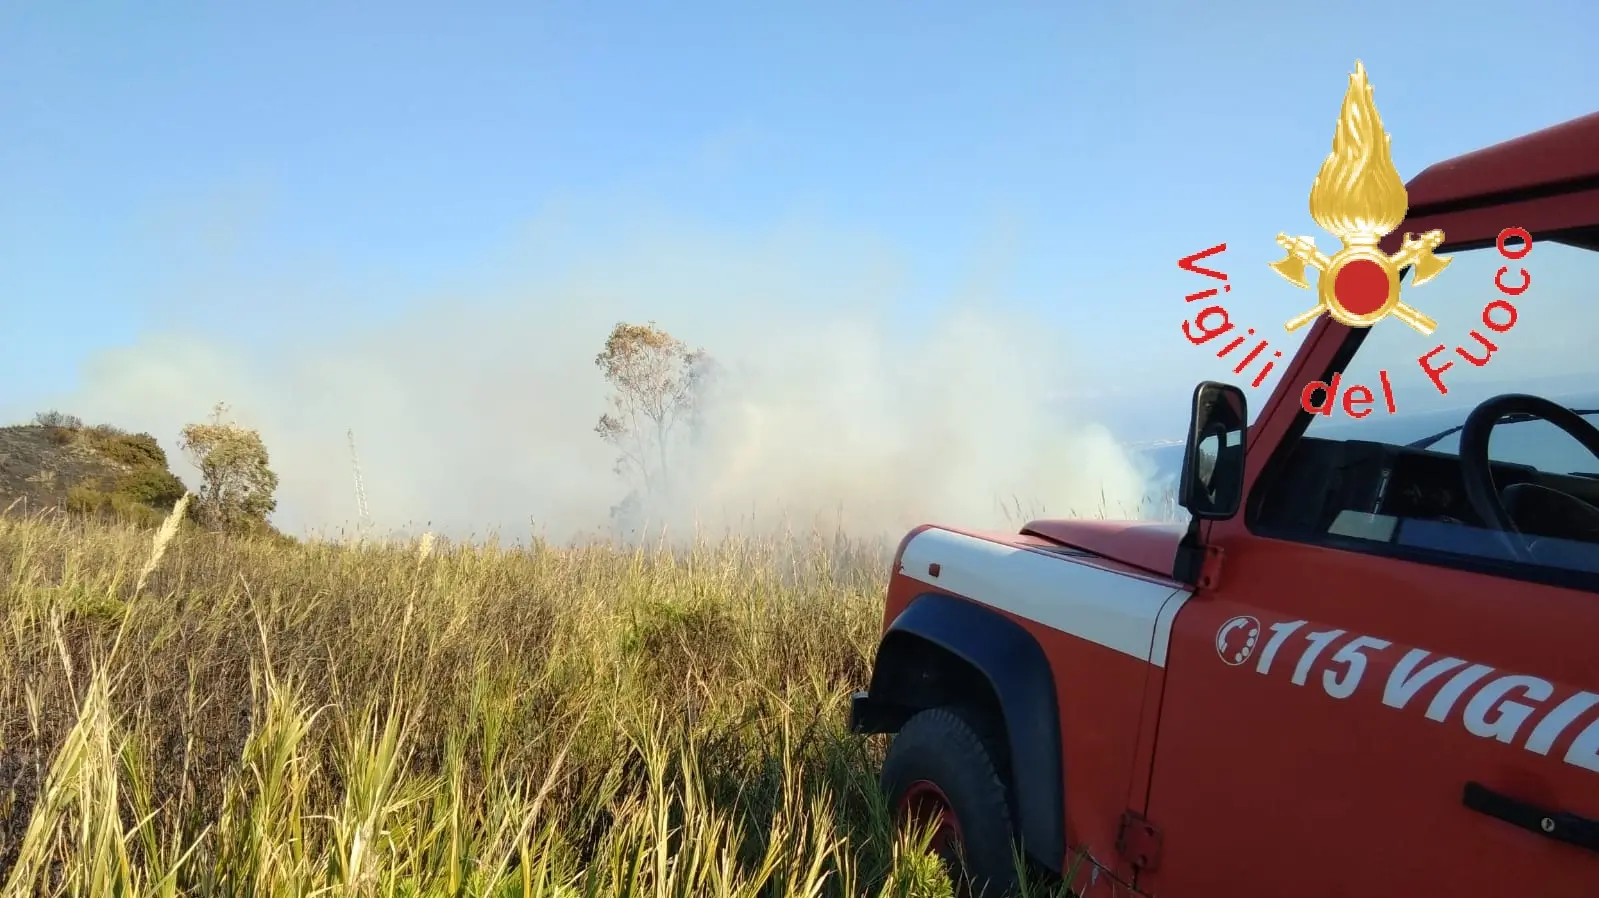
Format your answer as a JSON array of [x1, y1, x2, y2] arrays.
[[1253, 235, 1599, 588]]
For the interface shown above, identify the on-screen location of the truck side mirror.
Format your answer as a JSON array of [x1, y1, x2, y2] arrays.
[[1178, 381, 1248, 520]]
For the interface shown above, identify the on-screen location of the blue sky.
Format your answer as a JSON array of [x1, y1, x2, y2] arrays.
[[2, 2, 1597, 534]]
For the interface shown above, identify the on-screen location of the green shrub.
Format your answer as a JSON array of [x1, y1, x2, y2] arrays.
[[65, 484, 107, 515], [107, 493, 169, 528], [621, 598, 741, 682], [54, 422, 186, 528], [66, 482, 170, 528], [86, 429, 169, 470], [114, 468, 187, 510]]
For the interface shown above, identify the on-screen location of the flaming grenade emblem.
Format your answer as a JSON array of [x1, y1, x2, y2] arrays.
[[1270, 61, 1449, 334]]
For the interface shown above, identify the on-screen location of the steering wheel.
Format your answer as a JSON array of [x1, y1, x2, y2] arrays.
[[1458, 393, 1599, 561]]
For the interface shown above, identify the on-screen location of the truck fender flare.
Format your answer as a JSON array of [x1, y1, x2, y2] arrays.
[[869, 591, 1066, 873]]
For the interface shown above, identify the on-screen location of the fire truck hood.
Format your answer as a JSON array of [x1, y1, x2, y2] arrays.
[[1019, 518, 1187, 578]]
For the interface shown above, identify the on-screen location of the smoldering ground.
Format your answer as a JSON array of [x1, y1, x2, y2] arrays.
[[23, 216, 1159, 542]]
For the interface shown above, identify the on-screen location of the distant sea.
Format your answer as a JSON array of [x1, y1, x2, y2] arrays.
[[1131, 383, 1599, 489]]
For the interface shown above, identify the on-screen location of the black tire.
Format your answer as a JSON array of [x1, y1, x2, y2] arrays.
[[881, 706, 1022, 897]]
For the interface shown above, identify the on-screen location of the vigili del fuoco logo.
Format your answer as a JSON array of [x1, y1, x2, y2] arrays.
[[1176, 61, 1534, 419], [1268, 59, 1449, 335]]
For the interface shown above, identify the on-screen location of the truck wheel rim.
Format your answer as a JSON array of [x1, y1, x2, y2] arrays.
[[897, 779, 965, 868]]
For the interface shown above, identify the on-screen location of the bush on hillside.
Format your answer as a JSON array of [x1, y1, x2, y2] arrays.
[[84, 427, 170, 470], [113, 467, 188, 510], [27, 416, 190, 528], [33, 410, 83, 430], [34, 409, 83, 445], [66, 483, 171, 528]]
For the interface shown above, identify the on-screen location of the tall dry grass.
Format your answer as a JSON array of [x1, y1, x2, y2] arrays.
[[0, 505, 1091, 897]]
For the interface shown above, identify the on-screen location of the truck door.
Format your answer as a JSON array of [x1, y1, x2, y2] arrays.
[[1147, 525, 1599, 896], [1141, 243, 1599, 897]]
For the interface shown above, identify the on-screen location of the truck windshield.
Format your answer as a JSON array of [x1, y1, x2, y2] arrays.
[[1267, 235, 1599, 583], [1404, 408, 1599, 452], [1303, 238, 1598, 475]]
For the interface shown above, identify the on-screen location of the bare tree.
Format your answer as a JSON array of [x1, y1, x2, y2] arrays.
[[594, 321, 716, 500], [180, 402, 280, 532]]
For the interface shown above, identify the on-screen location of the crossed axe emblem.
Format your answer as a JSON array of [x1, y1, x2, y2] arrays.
[[1269, 229, 1450, 335]]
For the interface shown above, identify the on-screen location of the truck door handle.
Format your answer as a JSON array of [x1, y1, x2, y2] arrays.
[[1462, 781, 1599, 854]]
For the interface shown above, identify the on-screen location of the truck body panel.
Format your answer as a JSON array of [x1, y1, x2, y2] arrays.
[[1019, 519, 1187, 578], [888, 526, 1190, 878], [1144, 531, 1599, 896]]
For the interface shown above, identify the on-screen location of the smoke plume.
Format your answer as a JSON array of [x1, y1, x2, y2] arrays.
[[31, 217, 1157, 542]]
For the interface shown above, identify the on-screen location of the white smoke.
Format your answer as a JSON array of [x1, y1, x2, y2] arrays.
[[25, 217, 1157, 542]]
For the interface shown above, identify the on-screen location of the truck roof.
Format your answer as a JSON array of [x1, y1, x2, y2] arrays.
[[1407, 111, 1599, 212], [1385, 110, 1599, 255]]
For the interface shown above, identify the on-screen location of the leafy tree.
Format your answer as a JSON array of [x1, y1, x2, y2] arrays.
[[594, 321, 716, 501], [180, 402, 280, 532]]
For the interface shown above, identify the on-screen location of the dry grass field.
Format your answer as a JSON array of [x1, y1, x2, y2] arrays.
[[0, 503, 1099, 897]]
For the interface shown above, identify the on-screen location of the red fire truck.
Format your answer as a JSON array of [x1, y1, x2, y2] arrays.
[[850, 111, 1599, 896]]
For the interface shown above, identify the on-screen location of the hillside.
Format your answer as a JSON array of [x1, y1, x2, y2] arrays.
[[0, 417, 188, 523]]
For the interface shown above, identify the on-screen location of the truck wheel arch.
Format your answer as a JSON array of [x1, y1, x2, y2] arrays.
[[865, 592, 1067, 874]]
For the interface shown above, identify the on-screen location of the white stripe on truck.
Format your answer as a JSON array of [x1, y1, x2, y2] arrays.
[[899, 528, 1192, 668]]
